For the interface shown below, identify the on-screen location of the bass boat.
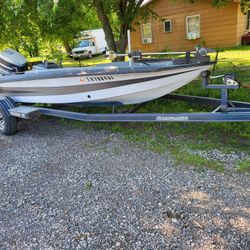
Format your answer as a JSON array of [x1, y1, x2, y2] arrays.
[[0, 49, 215, 106]]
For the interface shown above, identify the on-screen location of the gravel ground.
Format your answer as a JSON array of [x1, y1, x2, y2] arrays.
[[0, 119, 249, 250]]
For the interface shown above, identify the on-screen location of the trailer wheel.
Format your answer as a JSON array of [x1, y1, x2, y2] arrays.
[[88, 51, 92, 59], [0, 98, 17, 135]]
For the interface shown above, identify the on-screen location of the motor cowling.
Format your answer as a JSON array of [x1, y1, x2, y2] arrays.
[[0, 49, 28, 74]]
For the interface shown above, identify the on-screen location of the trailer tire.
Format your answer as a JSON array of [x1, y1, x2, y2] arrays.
[[88, 51, 92, 59], [0, 98, 17, 135]]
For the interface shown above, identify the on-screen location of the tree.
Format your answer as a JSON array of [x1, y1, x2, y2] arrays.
[[187, 0, 250, 13], [39, 0, 100, 54], [0, 0, 42, 56], [85, 0, 148, 55], [210, 1, 249, 13], [0, 0, 99, 56]]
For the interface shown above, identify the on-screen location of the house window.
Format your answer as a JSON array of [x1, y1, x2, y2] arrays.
[[247, 10, 250, 30], [141, 23, 152, 44], [163, 20, 172, 33], [186, 15, 200, 40]]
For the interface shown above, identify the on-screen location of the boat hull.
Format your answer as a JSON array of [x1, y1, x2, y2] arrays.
[[0, 64, 211, 105]]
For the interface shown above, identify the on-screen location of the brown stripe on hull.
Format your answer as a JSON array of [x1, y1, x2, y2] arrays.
[[0, 68, 200, 96]]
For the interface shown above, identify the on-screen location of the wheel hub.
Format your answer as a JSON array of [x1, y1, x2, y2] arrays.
[[0, 112, 5, 131]]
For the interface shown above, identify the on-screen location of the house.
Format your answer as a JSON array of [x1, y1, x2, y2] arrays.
[[131, 0, 250, 52]]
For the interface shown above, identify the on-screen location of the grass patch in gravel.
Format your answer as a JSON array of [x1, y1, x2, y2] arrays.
[[84, 181, 93, 191], [235, 160, 250, 174], [60, 117, 228, 172], [124, 128, 225, 172], [173, 150, 225, 173]]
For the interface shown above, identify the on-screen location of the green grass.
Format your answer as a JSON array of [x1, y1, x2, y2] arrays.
[[176, 49, 250, 102], [28, 54, 111, 68], [174, 150, 224, 173], [62, 54, 111, 67], [84, 181, 93, 191], [53, 46, 250, 172], [235, 160, 250, 174], [138, 132, 225, 172]]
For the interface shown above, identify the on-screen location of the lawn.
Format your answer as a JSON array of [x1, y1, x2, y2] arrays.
[[62, 55, 111, 67], [56, 47, 250, 172]]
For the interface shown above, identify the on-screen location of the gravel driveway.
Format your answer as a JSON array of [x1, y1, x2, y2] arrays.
[[0, 119, 249, 249]]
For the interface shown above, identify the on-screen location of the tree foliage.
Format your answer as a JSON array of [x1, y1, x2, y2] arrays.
[[0, 0, 99, 56], [187, 0, 249, 13], [38, 0, 99, 53], [0, 0, 41, 56]]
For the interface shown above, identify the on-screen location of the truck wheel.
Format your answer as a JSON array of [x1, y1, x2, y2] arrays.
[[88, 52, 92, 59], [0, 106, 17, 135]]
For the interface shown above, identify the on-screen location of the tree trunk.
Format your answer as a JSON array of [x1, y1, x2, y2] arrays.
[[32, 39, 40, 57], [92, 0, 145, 61], [92, 0, 117, 52], [63, 40, 71, 55], [116, 23, 128, 61]]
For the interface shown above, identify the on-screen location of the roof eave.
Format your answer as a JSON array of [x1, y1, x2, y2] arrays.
[[141, 0, 241, 7], [141, 0, 154, 7]]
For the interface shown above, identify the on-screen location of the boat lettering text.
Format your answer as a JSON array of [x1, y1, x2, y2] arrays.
[[156, 116, 189, 121], [87, 75, 114, 83]]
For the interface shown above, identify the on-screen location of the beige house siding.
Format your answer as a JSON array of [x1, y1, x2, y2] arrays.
[[131, 0, 246, 52]]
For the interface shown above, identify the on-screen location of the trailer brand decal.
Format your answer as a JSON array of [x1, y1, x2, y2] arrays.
[[156, 116, 189, 121]]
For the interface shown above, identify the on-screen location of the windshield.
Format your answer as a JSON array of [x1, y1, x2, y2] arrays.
[[78, 40, 90, 47]]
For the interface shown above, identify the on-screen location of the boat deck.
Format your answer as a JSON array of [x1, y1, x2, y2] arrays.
[[0, 59, 215, 84]]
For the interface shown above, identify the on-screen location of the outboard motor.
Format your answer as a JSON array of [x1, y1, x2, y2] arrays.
[[0, 49, 28, 74]]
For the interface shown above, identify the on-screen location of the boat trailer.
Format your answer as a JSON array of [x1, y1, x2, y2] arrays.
[[0, 71, 250, 135]]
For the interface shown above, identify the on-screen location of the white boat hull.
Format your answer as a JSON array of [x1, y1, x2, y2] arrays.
[[0, 64, 211, 105]]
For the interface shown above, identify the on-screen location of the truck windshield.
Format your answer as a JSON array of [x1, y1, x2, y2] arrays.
[[78, 40, 90, 47]]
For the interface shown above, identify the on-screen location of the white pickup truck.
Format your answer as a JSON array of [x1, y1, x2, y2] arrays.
[[72, 29, 108, 59]]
